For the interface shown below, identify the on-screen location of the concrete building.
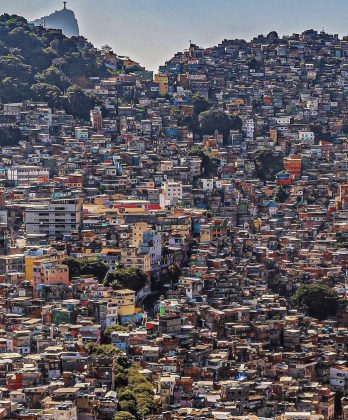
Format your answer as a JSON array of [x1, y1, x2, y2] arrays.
[[160, 181, 183, 207], [25, 198, 83, 237], [7, 166, 50, 186]]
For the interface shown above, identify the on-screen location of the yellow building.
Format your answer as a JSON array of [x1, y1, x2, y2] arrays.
[[131, 222, 150, 247], [121, 247, 151, 278], [155, 74, 169, 96], [25, 251, 64, 281], [200, 224, 212, 242], [25, 256, 39, 281], [113, 289, 136, 316]]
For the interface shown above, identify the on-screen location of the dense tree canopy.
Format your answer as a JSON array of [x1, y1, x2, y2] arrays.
[[188, 145, 201, 156], [0, 14, 106, 108], [291, 284, 339, 320], [114, 412, 136, 420], [179, 115, 201, 135], [85, 342, 120, 358], [87, 343, 155, 418], [104, 267, 148, 292], [201, 153, 220, 177], [199, 110, 242, 143], [247, 57, 262, 71], [0, 126, 22, 146], [273, 185, 290, 203], [30, 83, 61, 107], [192, 93, 210, 115], [64, 85, 95, 120], [63, 257, 109, 281], [102, 324, 131, 344], [255, 150, 284, 181], [35, 66, 70, 91]]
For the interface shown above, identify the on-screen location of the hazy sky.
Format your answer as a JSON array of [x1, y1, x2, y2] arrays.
[[1, 0, 348, 70]]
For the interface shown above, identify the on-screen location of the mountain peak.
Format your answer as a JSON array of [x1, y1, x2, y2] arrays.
[[31, 2, 79, 38]]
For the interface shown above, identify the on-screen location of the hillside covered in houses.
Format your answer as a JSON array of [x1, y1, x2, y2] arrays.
[[1, 10, 348, 420]]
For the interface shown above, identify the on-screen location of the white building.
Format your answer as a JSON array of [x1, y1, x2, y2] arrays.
[[274, 116, 292, 125], [244, 118, 255, 138], [105, 299, 119, 327], [146, 231, 162, 271], [75, 127, 89, 141], [25, 198, 83, 237], [279, 413, 323, 420], [201, 179, 214, 191], [51, 402, 77, 420], [298, 130, 315, 144], [160, 181, 183, 207], [330, 365, 348, 391], [7, 166, 50, 186]]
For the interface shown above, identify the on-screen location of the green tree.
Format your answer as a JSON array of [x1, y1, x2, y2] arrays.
[[0, 14, 107, 106], [0, 54, 32, 80], [180, 115, 201, 135], [201, 153, 219, 177], [0, 127, 22, 147], [0, 76, 30, 102], [199, 110, 242, 144], [114, 411, 136, 420], [273, 185, 289, 203], [166, 264, 181, 284], [63, 257, 81, 279], [103, 324, 130, 344], [267, 31, 279, 40], [85, 342, 120, 358], [127, 368, 155, 417], [247, 57, 261, 71], [114, 366, 128, 388], [63, 258, 108, 281], [104, 267, 148, 292], [81, 260, 109, 281], [118, 388, 136, 402], [255, 150, 284, 181], [30, 83, 61, 107], [291, 284, 339, 320], [117, 355, 132, 369], [192, 93, 210, 115], [35, 66, 70, 90], [85, 345, 156, 418], [119, 399, 137, 415], [335, 391, 343, 417], [64, 85, 95, 120], [188, 145, 201, 156]]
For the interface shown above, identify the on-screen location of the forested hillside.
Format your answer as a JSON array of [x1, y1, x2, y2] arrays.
[[0, 14, 107, 118]]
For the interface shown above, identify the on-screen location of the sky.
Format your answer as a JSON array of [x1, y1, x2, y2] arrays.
[[1, 0, 348, 71]]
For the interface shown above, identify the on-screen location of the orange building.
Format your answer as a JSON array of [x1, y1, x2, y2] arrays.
[[283, 155, 302, 178], [66, 174, 83, 189], [155, 74, 169, 96], [32, 261, 70, 297]]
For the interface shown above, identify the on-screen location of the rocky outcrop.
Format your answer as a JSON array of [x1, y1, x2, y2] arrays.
[[32, 6, 79, 38]]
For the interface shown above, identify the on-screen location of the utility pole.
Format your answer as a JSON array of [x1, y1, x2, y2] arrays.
[[63, 1, 67, 9]]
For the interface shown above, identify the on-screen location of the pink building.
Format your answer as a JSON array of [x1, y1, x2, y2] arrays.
[[32, 261, 70, 297]]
